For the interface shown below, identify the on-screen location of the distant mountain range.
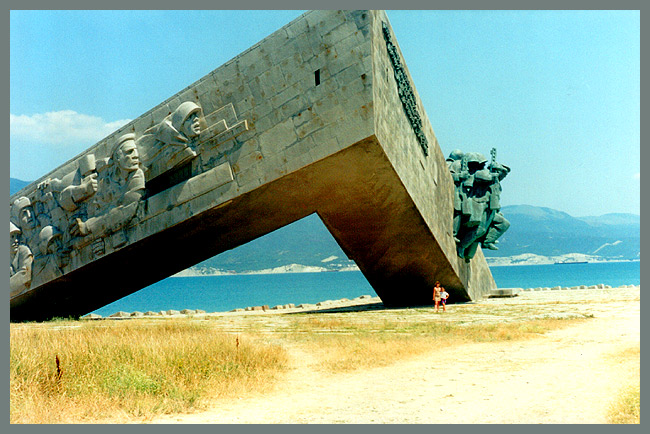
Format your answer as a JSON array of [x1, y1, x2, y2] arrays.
[[490, 205, 640, 260], [10, 178, 640, 272], [10, 178, 30, 195]]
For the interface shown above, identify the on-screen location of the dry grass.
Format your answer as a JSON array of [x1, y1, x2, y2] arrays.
[[9, 296, 613, 423], [606, 345, 640, 424], [10, 319, 288, 424], [607, 384, 641, 424], [286, 315, 587, 372]]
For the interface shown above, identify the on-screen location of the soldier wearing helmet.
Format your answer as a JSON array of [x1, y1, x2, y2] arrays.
[[446, 149, 466, 241], [171, 101, 202, 140], [31, 225, 66, 288], [10, 221, 33, 298], [459, 152, 491, 226], [11, 196, 39, 253], [446, 149, 464, 167], [138, 101, 203, 182], [453, 149, 511, 260], [482, 155, 511, 250]]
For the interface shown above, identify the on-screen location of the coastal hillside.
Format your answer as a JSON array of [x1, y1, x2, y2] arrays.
[[488, 205, 640, 260], [9, 177, 640, 272], [10, 178, 30, 195]]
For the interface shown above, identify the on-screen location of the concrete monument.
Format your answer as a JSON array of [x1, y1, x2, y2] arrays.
[[10, 10, 497, 321]]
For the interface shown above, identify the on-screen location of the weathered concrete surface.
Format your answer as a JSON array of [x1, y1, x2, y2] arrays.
[[10, 10, 496, 321]]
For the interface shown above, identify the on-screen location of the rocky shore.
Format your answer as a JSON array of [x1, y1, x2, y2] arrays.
[[82, 284, 639, 320]]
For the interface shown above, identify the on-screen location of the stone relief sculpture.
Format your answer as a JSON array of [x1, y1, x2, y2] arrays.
[[31, 225, 66, 288], [10, 196, 40, 253], [138, 101, 203, 182], [448, 148, 510, 260], [10, 133, 146, 297], [69, 133, 145, 247], [10, 100, 246, 298], [10, 222, 33, 297]]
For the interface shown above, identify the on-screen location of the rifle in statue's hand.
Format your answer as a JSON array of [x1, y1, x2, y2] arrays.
[[489, 147, 497, 171]]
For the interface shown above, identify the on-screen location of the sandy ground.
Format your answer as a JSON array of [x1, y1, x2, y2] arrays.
[[145, 287, 640, 424]]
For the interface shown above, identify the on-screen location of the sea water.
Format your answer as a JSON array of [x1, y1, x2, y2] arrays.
[[90, 261, 640, 316]]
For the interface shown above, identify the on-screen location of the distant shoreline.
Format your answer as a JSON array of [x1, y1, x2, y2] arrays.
[[487, 258, 640, 267], [172, 257, 640, 277]]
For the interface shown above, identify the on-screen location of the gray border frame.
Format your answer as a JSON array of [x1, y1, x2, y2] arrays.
[[5, 1, 644, 432]]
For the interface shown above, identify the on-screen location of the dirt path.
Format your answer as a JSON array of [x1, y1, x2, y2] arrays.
[[148, 290, 640, 424]]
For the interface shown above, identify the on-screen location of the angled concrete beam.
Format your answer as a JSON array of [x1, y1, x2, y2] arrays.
[[10, 10, 496, 321]]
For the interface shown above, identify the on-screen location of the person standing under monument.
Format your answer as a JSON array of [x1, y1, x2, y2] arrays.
[[440, 287, 449, 312], [433, 281, 445, 312]]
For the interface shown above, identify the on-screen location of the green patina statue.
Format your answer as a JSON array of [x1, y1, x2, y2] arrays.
[[446, 148, 510, 261]]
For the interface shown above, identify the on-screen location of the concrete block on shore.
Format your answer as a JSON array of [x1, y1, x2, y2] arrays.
[[298, 303, 315, 309], [109, 311, 131, 318], [144, 311, 161, 316], [82, 313, 103, 320], [180, 309, 196, 315], [551, 286, 561, 291], [131, 311, 144, 317], [230, 308, 245, 312], [166, 310, 181, 315], [488, 288, 522, 298], [272, 305, 285, 310]]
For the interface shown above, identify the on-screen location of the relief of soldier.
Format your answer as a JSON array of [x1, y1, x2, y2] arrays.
[[447, 148, 511, 261], [9, 101, 228, 295], [137, 101, 203, 182], [69, 133, 145, 240], [10, 221, 33, 297], [31, 225, 67, 288], [9, 133, 145, 296]]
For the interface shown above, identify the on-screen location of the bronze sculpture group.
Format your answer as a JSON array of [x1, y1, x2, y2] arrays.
[[447, 148, 510, 261]]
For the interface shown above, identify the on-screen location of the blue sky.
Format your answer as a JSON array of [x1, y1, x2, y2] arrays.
[[10, 10, 640, 217]]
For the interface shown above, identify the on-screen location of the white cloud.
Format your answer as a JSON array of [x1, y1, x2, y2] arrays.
[[10, 111, 131, 147], [633, 173, 640, 180]]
